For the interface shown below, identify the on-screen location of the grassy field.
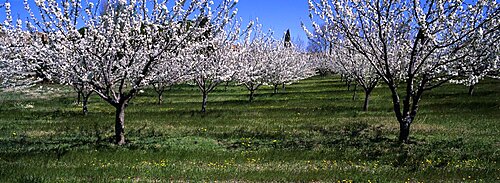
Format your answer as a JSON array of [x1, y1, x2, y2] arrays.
[[0, 76, 499, 182]]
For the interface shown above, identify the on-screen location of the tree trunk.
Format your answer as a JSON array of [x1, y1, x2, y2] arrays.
[[398, 118, 411, 143], [249, 89, 255, 102], [76, 91, 82, 104], [387, 84, 409, 143], [352, 84, 357, 100], [224, 81, 230, 91], [282, 83, 286, 93], [82, 93, 90, 115], [468, 85, 475, 96], [363, 91, 370, 111], [115, 103, 126, 145], [347, 80, 351, 91], [153, 84, 165, 105], [201, 92, 208, 113], [157, 92, 163, 105], [273, 85, 279, 94]]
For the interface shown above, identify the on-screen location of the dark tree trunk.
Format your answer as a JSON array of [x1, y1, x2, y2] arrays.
[[115, 103, 127, 145], [273, 85, 279, 94], [352, 84, 357, 100], [468, 85, 475, 96], [320, 70, 327, 77], [387, 84, 409, 143], [82, 93, 91, 115], [347, 80, 351, 91], [82, 100, 88, 115], [249, 90, 255, 102], [157, 92, 164, 104], [76, 91, 82, 104], [398, 118, 412, 143], [362, 91, 370, 111], [153, 84, 165, 105], [201, 92, 208, 113], [282, 83, 286, 93], [224, 81, 230, 91]]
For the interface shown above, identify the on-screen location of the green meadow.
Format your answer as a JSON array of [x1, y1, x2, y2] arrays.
[[0, 76, 499, 182]]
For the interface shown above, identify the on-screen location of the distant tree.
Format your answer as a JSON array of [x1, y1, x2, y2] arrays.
[[265, 41, 314, 94], [234, 22, 272, 102], [450, 20, 499, 96], [332, 44, 380, 111], [182, 1, 244, 113], [284, 29, 291, 48], [151, 57, 188, 104], [308, 25, 380, 110], [234, 24, 313, 100], [292, 36, 306, 52], [305, 24, 333, 76], [281, 29, 292, 91]]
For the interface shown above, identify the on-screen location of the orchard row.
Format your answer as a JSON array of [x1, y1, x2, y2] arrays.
[[1, 0, 498, 144]]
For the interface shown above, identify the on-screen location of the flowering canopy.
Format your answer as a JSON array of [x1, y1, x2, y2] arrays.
[[305, 0, 499, 142], [3, 0, 241, 144]]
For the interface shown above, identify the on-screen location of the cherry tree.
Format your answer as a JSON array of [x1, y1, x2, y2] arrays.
[[234, 23, 313, 101], [151, 57, 188, 104], [307, 25, 335, 76], [1, 2, 94, 115], [265, 41, 314, 94], [185, 40, 239, 113], [306, 38, 378, 108], [306, 0, 499, 142], [183, 2, 244, 113], [71, 79, 94, 114], [0, 2, 53, 90], [55, 42, 95, 115], [450, 21, 499, 95], [19, 0, 239, 145], [233, 23, 273, 102], [332, 44, 380, 111], [308, 51, 334, 77]]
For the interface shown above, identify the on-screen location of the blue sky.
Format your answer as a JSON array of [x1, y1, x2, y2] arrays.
[[236, 0, 310, 41], [0, 0, 310, 41]]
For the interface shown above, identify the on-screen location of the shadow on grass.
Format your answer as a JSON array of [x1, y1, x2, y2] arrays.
[[424, 101, 499, 112], [0, 100, 363, 121], [1, 120, 498, 174], [0, 124, 157, 159], [425, 90, 497, 99], [0, 109, 86, 121]]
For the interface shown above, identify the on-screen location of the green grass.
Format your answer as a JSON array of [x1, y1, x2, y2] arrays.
[[0, 76, 499, 182]]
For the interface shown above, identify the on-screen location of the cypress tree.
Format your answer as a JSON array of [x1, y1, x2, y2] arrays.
[[284, 29, 291, 48]]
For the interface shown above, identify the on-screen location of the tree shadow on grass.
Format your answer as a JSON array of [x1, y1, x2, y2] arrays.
[[425, 90, 497, 99], [123, 105, 362, 120], [1, 120, 497, 173], [424, 101, 499, 112], [214, 121, 499, 167], [0, 109, 84, 121], [0, 124, 154, 160]]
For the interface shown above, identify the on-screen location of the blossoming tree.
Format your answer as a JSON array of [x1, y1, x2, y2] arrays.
[[20, 0, 239, 144], [306, 0, 499, 142], [265, 41, 314, 94], [450, 20, 499, 95], [234, 22, 273, 102], [332, 44, 380, 111], [1, 2, 53, 89], [182, 1, 244, 112], [151, 56, 189, 105]]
